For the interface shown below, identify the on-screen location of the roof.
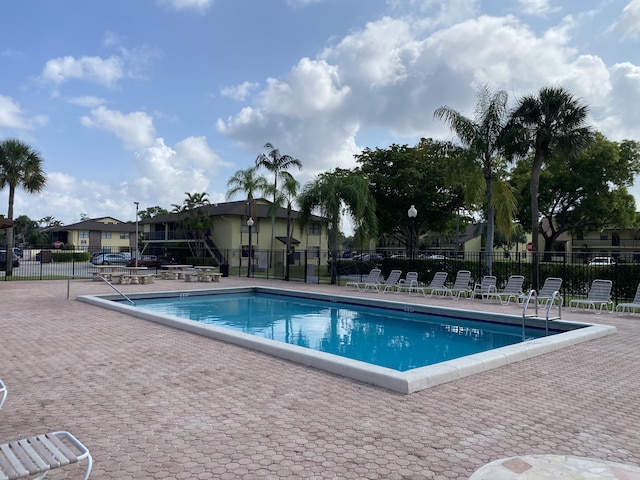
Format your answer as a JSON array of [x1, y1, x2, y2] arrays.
[[0, 218, 13, 230], [42, 217, 136, 233], [140, 198, 324, 224], [275, 236, 301, 245]]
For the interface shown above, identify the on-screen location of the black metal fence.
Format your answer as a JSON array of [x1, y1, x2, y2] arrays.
[[2, 247, 638, 303]]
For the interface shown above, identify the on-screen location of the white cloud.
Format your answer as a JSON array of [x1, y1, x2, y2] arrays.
[[387, 0, 479, 28], [81, 106, 156, 150], [216, 9, 640, 187], [0, 95, 47, 130], [157, 0, 213, 13], [174, 136, 233, 170], [615, 0, 640, 39], [41, 55, 123, 87], [66, 96, 107, 108], [220, 81, 260, 101], [517, 0, 559, 17]]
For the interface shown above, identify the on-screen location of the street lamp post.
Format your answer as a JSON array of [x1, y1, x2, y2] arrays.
[[134, 201, 139, 268], [247, 217, 254, 278], [408, 205, 417, 270]]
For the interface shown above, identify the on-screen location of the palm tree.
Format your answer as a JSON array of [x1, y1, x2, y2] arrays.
[[0, 139, 46, 276], [434, 86, 516, 275], [508, 86, 593, 289], [171, 192, 212, 258], [226, 167, 268, 216], [266, 172, 300, 280], [255, 143, 302, 263], [297, 168, 377, 284]]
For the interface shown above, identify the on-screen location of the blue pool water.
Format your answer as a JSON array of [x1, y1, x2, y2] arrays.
[[131, 292, 555, 372]]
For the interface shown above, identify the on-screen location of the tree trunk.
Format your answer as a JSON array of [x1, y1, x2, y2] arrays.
[[530, 151, 545, 291], [5, 186, 15, 277], [485, 176, 494, 276]]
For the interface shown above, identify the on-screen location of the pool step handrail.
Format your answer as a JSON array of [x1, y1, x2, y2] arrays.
[[521, 289, 538, 340], [98, 275, 135, 305]]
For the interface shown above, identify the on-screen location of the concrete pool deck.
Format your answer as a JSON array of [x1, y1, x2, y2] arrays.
[[0, 277, 638, 479]]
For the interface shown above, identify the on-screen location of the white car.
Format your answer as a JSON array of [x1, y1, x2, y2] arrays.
[[588, 257, 616, 266]]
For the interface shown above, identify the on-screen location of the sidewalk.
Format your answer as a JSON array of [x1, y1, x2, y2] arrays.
[[0, 278, 638, 479]]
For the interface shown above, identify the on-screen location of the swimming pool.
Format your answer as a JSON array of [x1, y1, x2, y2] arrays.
[[78, 287, 616, 394], [132, 292, 557, 371]]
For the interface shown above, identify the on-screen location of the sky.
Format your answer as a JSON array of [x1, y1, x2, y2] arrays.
[[1, 0, 639, 229]]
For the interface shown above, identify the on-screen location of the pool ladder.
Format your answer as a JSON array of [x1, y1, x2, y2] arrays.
[[521, 289, 562, 337]]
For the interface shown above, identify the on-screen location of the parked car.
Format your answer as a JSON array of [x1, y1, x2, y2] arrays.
[[588, 256, 616, 266], [127, 255, 165, 268], [0, 250, 20, 268], [91, 253, 128, 265]]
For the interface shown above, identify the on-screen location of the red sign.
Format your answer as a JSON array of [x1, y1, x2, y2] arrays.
[[53, 241, 63, 248], [526, 242, 533, 252]]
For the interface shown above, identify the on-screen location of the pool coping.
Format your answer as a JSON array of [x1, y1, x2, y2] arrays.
[[77, 286, 617, 394]]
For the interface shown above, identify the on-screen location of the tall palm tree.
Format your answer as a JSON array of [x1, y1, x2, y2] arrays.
[[266, 172, 300, 280], [297, 168, 377, 284], [255, 142, 302, 263], [226, 167, 268, 216], [508, 86, 593, 289], [0, 139, 46, 276], [171, 192, 212, 257], [434, 86, 516, 275]]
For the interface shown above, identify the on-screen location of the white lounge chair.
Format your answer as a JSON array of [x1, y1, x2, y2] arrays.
[[398, 271, 419, 293], [0, 379, 6, 411], [484, 275, 525, 305], [345, 268, 381, 291], [569, 279, 614, 314], [405, 271, 448, 296], [382, 269, 404, 293], [472, 275, 497, 301], [434, 270, 472, 299], [0, 431, 92, 480], [616, 283, 640, 316], [519, 277, 563, 307]]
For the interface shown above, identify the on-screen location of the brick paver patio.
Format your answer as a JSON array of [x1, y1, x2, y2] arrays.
[[0, 278, 638, 479]]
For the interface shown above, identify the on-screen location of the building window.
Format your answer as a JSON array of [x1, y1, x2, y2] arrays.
[[600, 233, 608, 241], [78, 231, 89, 238], [308, 223, 321, 235], [102, 232, 112, 239], [309, 246, 320, 258], [120, 233, 128, 239]]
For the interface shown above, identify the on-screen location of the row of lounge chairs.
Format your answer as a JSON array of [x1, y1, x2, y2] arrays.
[[345, 269, 640, 315], [0, 379, 93, 479]]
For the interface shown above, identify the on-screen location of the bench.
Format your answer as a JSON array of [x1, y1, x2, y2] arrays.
[[0, 431, 92, 480], [184, 272, 200, 282], [137, 274, 155, 285]]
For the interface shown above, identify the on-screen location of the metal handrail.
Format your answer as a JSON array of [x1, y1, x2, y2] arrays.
[[521, 289, 538, 340], [97, 275, 135, 305]]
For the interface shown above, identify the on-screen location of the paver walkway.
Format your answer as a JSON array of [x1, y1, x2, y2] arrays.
[[0, 278, 638, 479]]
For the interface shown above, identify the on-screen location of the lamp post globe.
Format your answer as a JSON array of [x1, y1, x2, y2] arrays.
[[407, 205, 417, 268]]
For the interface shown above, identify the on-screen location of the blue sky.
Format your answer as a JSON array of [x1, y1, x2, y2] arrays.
[[1, 0, 639, 227]]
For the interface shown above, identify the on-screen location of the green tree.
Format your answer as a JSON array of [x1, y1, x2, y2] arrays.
[[138, 206, 169, 220], [0, 139, 47, 276], [171, 192, 212, 258], [297, 168, 377, 284], [508, 86, 593, 288], [226, 167, 268, 218], [265, 172, 300, 281], [256, 142, 302, 262], [434, 86, 516, 275], [355, 139, 464, 252], [511, 133, 640, 257]]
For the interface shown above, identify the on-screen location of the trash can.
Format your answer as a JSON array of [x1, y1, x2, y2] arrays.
[[40, 250, 53, 263], [220, 263, 229, 277]]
